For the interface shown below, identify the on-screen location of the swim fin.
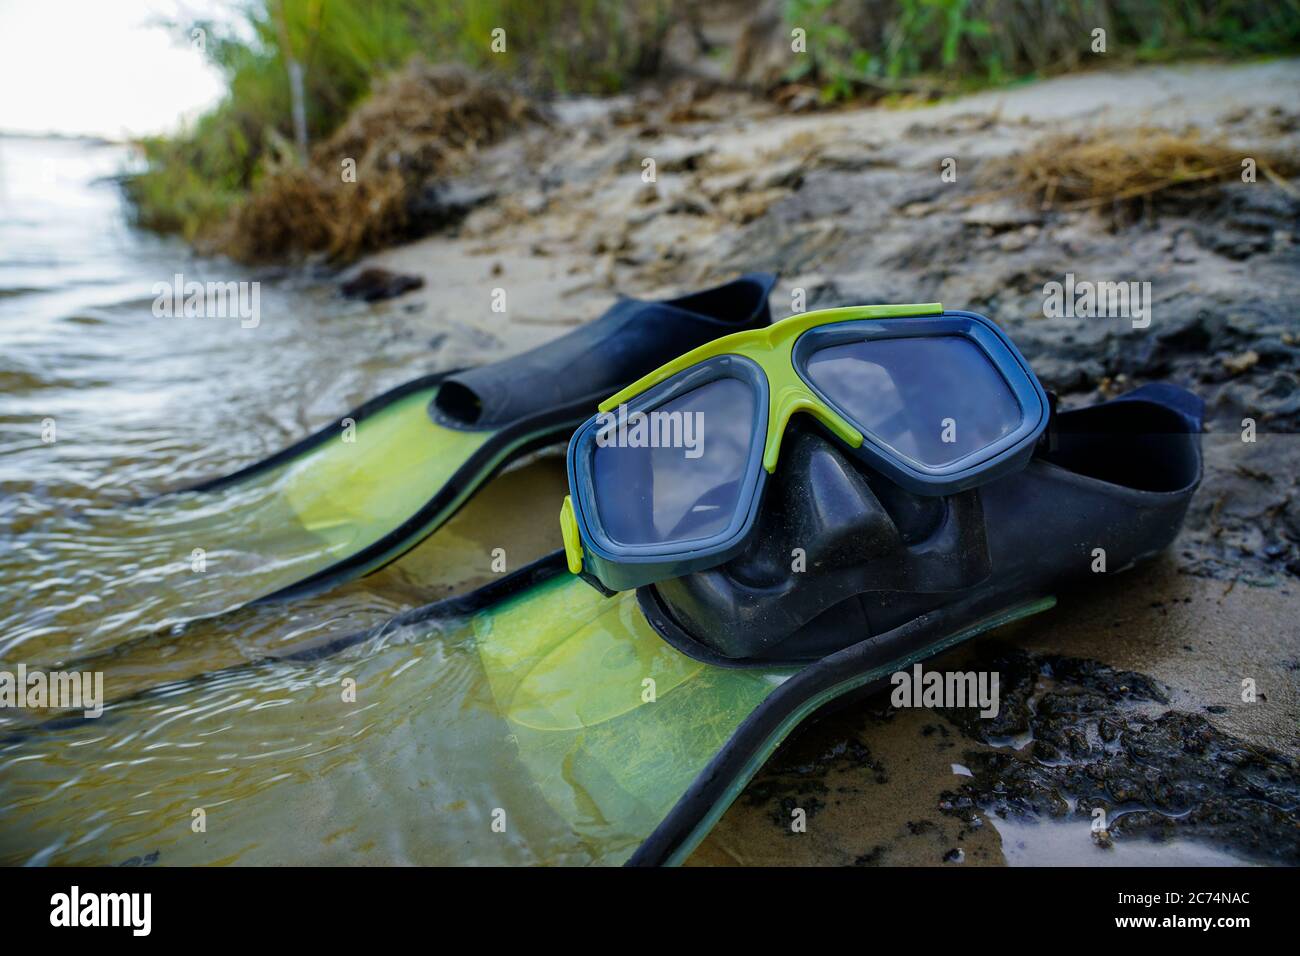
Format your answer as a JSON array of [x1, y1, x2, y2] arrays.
[[131, 273, 778, 615], [0, 384, 1201, 866]]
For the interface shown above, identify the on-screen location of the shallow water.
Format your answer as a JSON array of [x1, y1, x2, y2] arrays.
[[0, 136, 561, 726], [0, 136, 779, 867], [987, 815, 1261, 867], [1, 573, 779, 866], [0, 136, 513, 669]]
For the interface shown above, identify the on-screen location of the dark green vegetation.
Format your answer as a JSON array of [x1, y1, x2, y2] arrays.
[[786, 0, 1300, 100], [126, 0, 1300, 258]]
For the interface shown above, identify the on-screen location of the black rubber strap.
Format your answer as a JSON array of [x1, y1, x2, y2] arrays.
[[431, 273, 778, 430]]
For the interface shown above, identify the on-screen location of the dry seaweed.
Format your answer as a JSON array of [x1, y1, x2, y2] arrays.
[[213, 61, 537, 263], [1009, 127, 1297, 210]]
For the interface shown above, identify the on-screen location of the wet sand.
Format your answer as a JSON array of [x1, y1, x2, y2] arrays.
[[691, 563, 1297, 866]]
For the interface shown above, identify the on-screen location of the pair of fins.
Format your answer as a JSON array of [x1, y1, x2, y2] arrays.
[[163, 272, 782, 606], [0, 275, 1205, 866]]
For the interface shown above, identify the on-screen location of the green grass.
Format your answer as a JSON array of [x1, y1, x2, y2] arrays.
[[783, 0, 1300, 102]]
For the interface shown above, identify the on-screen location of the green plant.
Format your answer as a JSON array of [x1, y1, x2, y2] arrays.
[[782, 0, 1300, 103]]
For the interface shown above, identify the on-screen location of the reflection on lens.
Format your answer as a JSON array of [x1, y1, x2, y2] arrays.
[[804, 335, 1021, 466], [592, 377, 755, 546]]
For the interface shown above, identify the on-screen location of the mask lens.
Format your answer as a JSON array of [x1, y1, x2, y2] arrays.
[[591, 376, 756, 547], [804, 335, 1022, 466]]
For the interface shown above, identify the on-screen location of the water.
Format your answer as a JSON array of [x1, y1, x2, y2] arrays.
[[987, 815, 1261, 867], [0, 134, 568, 690], [0, 136, 608, 865], [1, 538, 772, 866], [0, 142, 778, 866]]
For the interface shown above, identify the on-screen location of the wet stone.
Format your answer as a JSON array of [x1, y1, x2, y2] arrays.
[[338, 268, 425, 302]]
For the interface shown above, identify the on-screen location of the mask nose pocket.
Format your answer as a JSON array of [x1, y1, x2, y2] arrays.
[[644, 427, 994, 661]]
